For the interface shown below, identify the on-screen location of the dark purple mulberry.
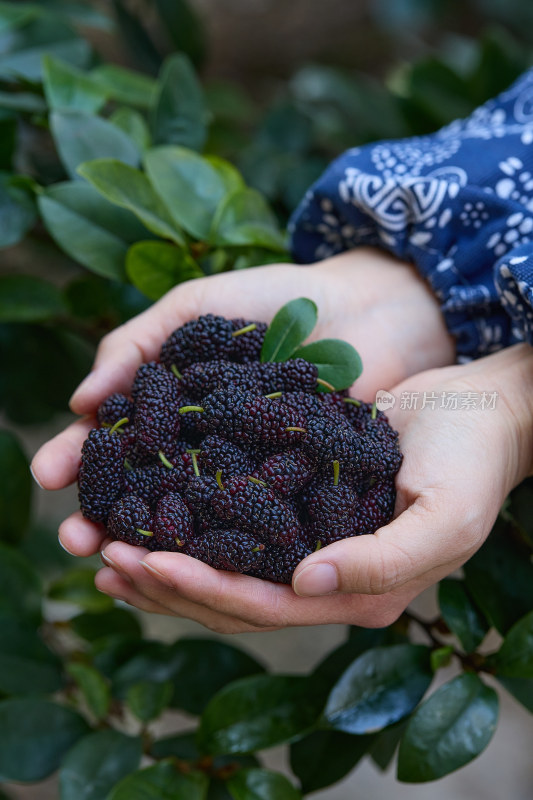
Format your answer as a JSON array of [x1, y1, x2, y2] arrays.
[[190, 389, 307, 448], [160, 314, 235, 372], [255, 449, 315, 497], [257, 359, 319, 394], [134, 361, 181, 456], [153, 493, 194, 551], [230, 319, 267, 363], [185, 530, 266, 572], [355, 479, 396, 534], [178, 360, 260, 400], [210, 476, 303, 547], [78, 429, 126, 523], [246, 537, 313, 584], [303, 416, 381, 477], [198, 435, 257, 480], [107, 495, 154, 547], [97, 393, 134, 427]]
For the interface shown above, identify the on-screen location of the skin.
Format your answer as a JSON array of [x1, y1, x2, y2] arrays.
[[31, 248, 533, 633]]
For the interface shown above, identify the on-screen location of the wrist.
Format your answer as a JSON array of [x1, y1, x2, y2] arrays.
[[322, 247, 456, 377]]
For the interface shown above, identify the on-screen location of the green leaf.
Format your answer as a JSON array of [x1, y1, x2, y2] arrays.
[[227, 768, 301, 800], [0, 171, 36, 248], [0, 3, 39, 32], [114, 638, 265, 715], [0, 612, 63, 695], [290, 730, 373, 794], [210, 188, 286, 251], [111, 0, 162, 76], [71, 607, 142, 642], [50, 110, 140, 180], [0, 89, 46, 112], [490, 609, 533, 678], [463, 517, 533, 634], [430, 645, 454, 672], [111, 108, 151, 153], [0, 430, 31, 544], [0, 275, 66, 322], [323, 645, 432, 734], [0, 12, 91, 82], [313, 628, 391, 685], [508, 477, 533, 547], [108, 760, 209, 800], [206, 155, 246, 195], [369, 720, 407, 771], [126, 241, 202, 300], [144, 145, 228, 240], [150, 731, 199, 761], [153, 0, 206, 68], [92, 634, 146, 679], [197, 674, 322, 755], [59, 730, 142, 800], [292, 339, 363, 391], [496, 675, 533, 712], [90, 64, 157, 108], [43, 55, 107, 113], [0, 697, 89, 781], [438, 578, 489, 652], [38, 181, 147, 280], [48, 567, 114, 612], [127, 679, 173, 723], [0, 542, 41, 623], [260, 298, 318, 363], [66, 662, 111, 721], [150, 53, 208, 152], [78, 159, 185, 245], [397, 674, 499, 782]]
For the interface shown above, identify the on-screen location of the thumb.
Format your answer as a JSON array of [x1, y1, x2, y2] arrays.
[[292, 495, 478, 597]]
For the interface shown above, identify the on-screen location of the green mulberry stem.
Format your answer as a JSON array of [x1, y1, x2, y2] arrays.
[[158, 451, 174, 469], [109, 417, 129, 435], [316, 377, 335, 392], [179, 405, 204, 414], [232, 323, 257, 337]]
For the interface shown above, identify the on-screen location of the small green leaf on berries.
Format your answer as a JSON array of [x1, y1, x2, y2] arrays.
[[293, 339, 363, 391], [260, 298, 318, 363]]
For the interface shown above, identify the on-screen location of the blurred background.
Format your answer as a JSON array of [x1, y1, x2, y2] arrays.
[[1, 1, 532, 797]]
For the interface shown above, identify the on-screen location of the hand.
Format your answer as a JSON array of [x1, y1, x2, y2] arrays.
[[67, 344, 533, 633]]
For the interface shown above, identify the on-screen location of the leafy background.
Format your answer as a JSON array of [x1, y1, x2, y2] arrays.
[[1, 0, 533, 798]]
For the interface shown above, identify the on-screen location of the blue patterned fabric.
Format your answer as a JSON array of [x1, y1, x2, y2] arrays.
[[289, 69, 533, 360]]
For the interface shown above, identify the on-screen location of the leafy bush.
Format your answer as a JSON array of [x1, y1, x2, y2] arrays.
[[1, 1, 532, 797]]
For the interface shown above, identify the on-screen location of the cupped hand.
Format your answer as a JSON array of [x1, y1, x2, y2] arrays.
[[73, 344, 533, 633]]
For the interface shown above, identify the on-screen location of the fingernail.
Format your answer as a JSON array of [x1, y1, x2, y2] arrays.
[[58, 535, 76, 557], [140, 560, 172, 584], [101, 551, 117, 568], [30, 464, 44, 489], [293, 563, 338, 596]]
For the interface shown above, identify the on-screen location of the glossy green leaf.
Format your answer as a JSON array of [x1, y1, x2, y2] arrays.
[[150, 731, 200, 761], [323, 645, 432, 734], [38, 182, 147, 280], [397, 674, 499, 782], [290, 730, 373, 794], [496, 675, 533, 712], [78, 159, 185, 245], [111, 108, 151, 152], [150, 53, 208, 152], [227, 768, 301, 800], [126, 241, 202, 300], [0, 171, 36, 248], [0, 12, 91, 81], [127, 679, 173, 723], [490, 609, 533, 678], [438, 578, 489, 652], [0, 3, 39, 32], [43, 55, 107, 113], [0, 698, 88, 781], [91, 64, 157, 108], [430, 646, 454, 672], [0, 542, 41, 622], [313, 628, 391, 685], [111, 0, 162, 76], [369, 720, 407, 771], [0, 612, 63, 695], [108, 760, 208, 800], [0, 430, 31, 544], [48, 567, 114, 612], [198, 674, 322, 755], [66, 662, 111, 721], [59, 730, 142, 800], [71, 607, 142, 642], [92, 634, 146, 680], [292, 339, 363, 390], [153, 0, 206, 68], [463, 517, 533, 634], [260, 298, 317, 363], [210, 188, 286, 251], [206, 155, 246, 195], [144, 145, 228, 239], [114, 638, 265, 715], [0, 89, 46, 112], [50, 110, 139, 180], [0, 275, 66, 322]]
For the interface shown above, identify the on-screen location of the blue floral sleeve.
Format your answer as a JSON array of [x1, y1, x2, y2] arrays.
[[288, 69, 533, 361]]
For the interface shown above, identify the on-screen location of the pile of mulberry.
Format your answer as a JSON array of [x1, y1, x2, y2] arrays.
[[78, 313, 403, 584]]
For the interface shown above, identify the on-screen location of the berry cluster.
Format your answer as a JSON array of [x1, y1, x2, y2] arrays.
[[78, 314, 403, 584]]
